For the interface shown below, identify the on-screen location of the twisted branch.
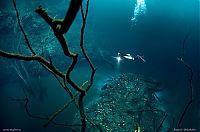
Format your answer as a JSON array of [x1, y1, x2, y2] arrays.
[[10, 96, 81, 128], [177, 58, 193, 128], [77, 1, 98, 131], [43, 80, 90, 128], [1, 0, 96, 131], [176, 33, 193, 128], [12, 0, 36, 55], [35, 4, 84, 93], [0, 0, 96, 131], [156, 113, 168, 132], [80, 0, 96, 91], [43, 95, 78, 127], [0, 50, 64, 78], [181, 33, 190, 60]]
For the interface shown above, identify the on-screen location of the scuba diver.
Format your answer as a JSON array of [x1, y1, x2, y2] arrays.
[[118, 52, 135, 60], [116, 52, 146, 62]]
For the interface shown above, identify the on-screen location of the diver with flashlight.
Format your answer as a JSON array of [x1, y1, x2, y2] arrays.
[[114, 52, 146, 63], [118, 52, 135, 60]]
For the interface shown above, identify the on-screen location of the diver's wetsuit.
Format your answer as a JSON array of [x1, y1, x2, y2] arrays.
[[118, 52, 129, 57], [118, 52, 134, 60], [116, 52, 145, 62]]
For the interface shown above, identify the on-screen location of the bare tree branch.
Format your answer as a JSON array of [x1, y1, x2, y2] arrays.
[[35, 0, 82, 34], [176, 33, 193, 128], [156, 113, 168, 132], [35, 5, 84, 93], [80, 0, 96, 92], [43, 94, 78, 127], [43, 79, 91, 128], [0, 50, 64, 78], [10, 96, 82, 128], [177, 58, 193, 128], [1, 0, 96, 131], [12, 0, 36, 55], [78, 1, 98, 131], [62, 0, 83, 33], [181, 33, 190, 60]]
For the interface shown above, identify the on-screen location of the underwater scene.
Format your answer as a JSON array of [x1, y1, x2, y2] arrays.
[[0, 0, 199, 132]]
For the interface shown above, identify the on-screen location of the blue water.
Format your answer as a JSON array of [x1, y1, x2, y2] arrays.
[[0, 0, 199, 131]]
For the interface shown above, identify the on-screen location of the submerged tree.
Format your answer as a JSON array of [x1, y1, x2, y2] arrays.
[[1, 0, 197, 131], [0, 0, 96, 131]]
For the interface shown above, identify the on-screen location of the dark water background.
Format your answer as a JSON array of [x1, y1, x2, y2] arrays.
[[0, 0, 199, 131]]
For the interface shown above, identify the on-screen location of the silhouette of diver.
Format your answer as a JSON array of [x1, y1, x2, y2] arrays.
[[118, 52, 135, 60], [116, 52, 146, 62]]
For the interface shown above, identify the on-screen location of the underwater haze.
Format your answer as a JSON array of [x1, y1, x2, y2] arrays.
[[0, 0, 199, 131]]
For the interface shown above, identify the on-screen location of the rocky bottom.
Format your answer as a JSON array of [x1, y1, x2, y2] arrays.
[[79, 73, 170, 131]]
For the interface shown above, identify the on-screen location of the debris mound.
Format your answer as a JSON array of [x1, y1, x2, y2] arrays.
[[86, 73, 168, 131]]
